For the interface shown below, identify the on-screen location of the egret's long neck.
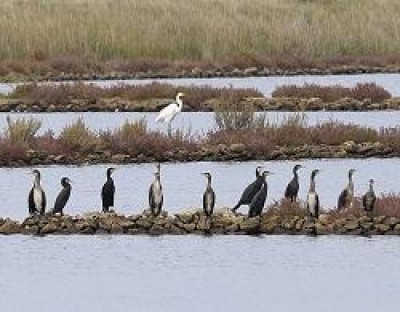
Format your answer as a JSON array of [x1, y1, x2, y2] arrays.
[[176, 96, 183, 109]]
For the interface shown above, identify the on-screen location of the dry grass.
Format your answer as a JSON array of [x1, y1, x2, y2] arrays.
[[207, 114, 387, 155], [10, 82, 262, 110], [326, 194, 400, 219], [272, 83, 392, 102], [0, 115, 400, 162], [1, 0, 400, 76], [4, 115, 41, 145]]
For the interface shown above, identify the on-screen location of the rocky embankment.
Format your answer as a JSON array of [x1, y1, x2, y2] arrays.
[[2, 97, 400, 112], [3, 141, 396, 167], [2, 65, 400, 83], [0, 210, 400, 236]]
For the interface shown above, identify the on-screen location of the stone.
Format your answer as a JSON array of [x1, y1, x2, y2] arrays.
[[375, 224, 391, 234], [0, 220, 20, 234], [343, 220, 360, 231], [41, 222, 58, 234], [239, 218, 260, 233], [315, 223, 330, 235], [393, 224, 400, 234]]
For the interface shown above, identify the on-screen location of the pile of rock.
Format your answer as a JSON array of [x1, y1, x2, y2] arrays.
[[0, 210, 399, 236]]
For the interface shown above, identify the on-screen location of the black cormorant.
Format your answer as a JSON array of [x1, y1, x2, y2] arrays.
[[202, 172, 215, 218], [28, 169, 46, 215], [362, 179, 376, 216], [285, 164, 303, 203], [101, 167, 115, 213], [306, 169, 320, 218], [337, 169, 356, 211], [53, 177, 71, 216], [248, 171, 273, 218], [231, 166, 263, 212], [149, 163, 163, 217]]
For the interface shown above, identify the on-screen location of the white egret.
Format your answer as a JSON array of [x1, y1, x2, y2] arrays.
[[155, 92, 185, 132]]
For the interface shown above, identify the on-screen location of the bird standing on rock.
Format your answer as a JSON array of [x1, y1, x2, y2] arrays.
[[28, 169, 46, 215], [101, 168, 115, 213], [285, 164, 304, 203], [53, 177, 72, 216], [202, 172, 215, 218], [232, 166, 263, 213], [363, 179, 376, 216], [337, 169, 356, 211], [306, 169, 320, 219], [149, 163, 163, 217], [248, 171, 273, 218]]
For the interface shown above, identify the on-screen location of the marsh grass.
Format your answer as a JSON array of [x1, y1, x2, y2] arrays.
[[4, 115, 41, 145], [1, 0, 400, 76], [272, 83, 392, 102], [0, 115, 400, 161], [10, 82, 262, 110]]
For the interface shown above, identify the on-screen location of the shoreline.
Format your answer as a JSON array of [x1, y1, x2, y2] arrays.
[[1, 211, 400, 236], [1, 143, 398, 167], [2, 97, 400, 113], [2, 65, 400, 83]]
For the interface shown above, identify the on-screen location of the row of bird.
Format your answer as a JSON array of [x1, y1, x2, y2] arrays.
[[28, 164, 376, 219]]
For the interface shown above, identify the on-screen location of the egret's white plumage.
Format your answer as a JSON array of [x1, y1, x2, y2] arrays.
[[155, 92, 184, 125]]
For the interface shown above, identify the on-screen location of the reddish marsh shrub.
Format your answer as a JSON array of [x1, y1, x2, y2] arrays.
[[272, 83, 391, 102]]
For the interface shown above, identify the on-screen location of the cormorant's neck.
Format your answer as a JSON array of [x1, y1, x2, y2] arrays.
[[369, 183, 374, 192], [34, 176, 41, 187], [294, 171, 299, 180], [309, 177, 316, 192]]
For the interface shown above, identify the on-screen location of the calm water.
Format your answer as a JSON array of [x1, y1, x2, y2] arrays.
[[1, 111, 399, 136], [0, 235, 399, 312], [2, 73, 400, 96], [2, 158, 399, 220]]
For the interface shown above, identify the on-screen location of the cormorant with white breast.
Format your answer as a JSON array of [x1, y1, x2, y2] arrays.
[[101, 167, 115, 213], [285, 164, 303, 203], [52, 177, 71, 216], [28, 169, 46, 215], [231, 166, 263, 213], [337, 169, 356, 211], [149, 163, 163, 217], [306, 169, 320, 218], [362, 179, 376, 216], [202, 172, 215, 218], [248, 171, 273, 218]]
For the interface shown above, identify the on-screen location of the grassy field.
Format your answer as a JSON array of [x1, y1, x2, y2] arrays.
[[1, 0, 400, 72]]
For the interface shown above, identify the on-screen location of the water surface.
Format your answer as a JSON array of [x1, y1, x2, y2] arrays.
[[2, 73, 400, 96], [1, 111, 398, 136], [0, 235, 398, 312]]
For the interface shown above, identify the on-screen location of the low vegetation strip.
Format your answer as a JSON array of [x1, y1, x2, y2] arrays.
[[0, 116, 399, 166], [1, 0, 400, 81], [3, 82, 399, 112]]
